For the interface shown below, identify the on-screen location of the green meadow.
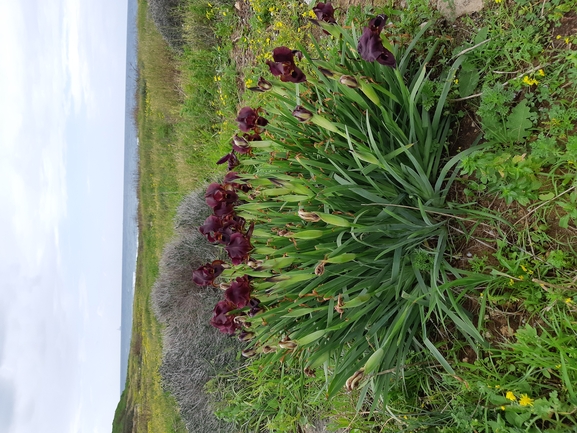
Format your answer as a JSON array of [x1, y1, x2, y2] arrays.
[[114, 0, 577, 431]]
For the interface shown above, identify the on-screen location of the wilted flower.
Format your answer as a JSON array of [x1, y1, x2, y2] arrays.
[[266, 47, 307, 83], [236, 106, 269, 133], [192, 260, 225, 286], [298, 209, 321, 222], [292, 105, 314, 122], [345, 368, 365, 391], [241, 348, 257, 358], [339, 75, 360, 88], [357, 15, 396, 67], [238, 330, 255, 342], [317, 66, 335, 77], [248, 297, 263, 316], [313, 2, 336, 24], [314, 261, 326, 276], [279, 338, 297, 350], [210, 300, 240, 335], [224, 275, 253, 308]]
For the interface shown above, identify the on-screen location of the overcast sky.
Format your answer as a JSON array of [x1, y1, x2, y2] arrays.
[[0, 0, 129, 432]]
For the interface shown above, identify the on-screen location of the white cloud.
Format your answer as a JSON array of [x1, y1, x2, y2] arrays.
[[62, 0, 94, 115], [0, 0, 128, 431]]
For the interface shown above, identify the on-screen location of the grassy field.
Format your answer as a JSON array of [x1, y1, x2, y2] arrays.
[[112, 0, 231, 431], [114, 0, 577, 431]]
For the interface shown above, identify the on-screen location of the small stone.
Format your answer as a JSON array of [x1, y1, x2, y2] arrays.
[[437, 0, 484, 20]]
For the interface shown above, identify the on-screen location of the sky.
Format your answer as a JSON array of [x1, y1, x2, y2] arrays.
[[0, 1, 129, 432]]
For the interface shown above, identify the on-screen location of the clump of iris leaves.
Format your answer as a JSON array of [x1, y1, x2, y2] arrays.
[[195, 11, 495, 411]]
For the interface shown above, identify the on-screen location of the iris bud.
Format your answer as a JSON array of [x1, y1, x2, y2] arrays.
[[241, 349, 257, 358], [257, 76, 272, 90], [298, 209, 321, 222], [238, 331, 255, 342], [339, 75, 360, 88], [292, 105, 314, 122], [278, 338, 297, 350]]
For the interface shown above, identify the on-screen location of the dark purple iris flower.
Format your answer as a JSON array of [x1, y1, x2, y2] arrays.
[[225, 232, 253, 265], [224, 276, 252, 308], [213, 201, 236, 217], [232, 135, 250, 154], [222, 213, 246, 232], [224, 171, 251, 193], [357, 15, 396, 67], [223, 171, 241, 183], [210, 300, 240, 335], [266, 47, 307, 83], [313, 2, 336, 24], [231, 132, 262, 155], [193, 260, 225, 286], [199, 215, 223, 243], [216, 151, 240, 170], [200, 213, 246, 244], [236, 107, 269, 133], [205, 183, 238, 209]]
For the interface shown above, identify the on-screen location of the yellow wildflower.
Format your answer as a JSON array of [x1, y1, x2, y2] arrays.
[[522, 76, 538, 86], [518, 275, 524, 280], [506, 391, 517, 401], [501, 406, 506, 410], [565, 37, 570, 44], [509, 279, 514, 286], [454, 78, 459, 84], [495, 0, 502, 3], [556, 35, 561, 39], [495, 385, 500, 389], [566, 298, 573, 304], [519, 394, 534, 407], [521, 264, 527, 272], [538, 69, 545, 76]]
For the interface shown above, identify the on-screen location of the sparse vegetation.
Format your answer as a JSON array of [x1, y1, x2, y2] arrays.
[[152, 190, 241, 433]]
